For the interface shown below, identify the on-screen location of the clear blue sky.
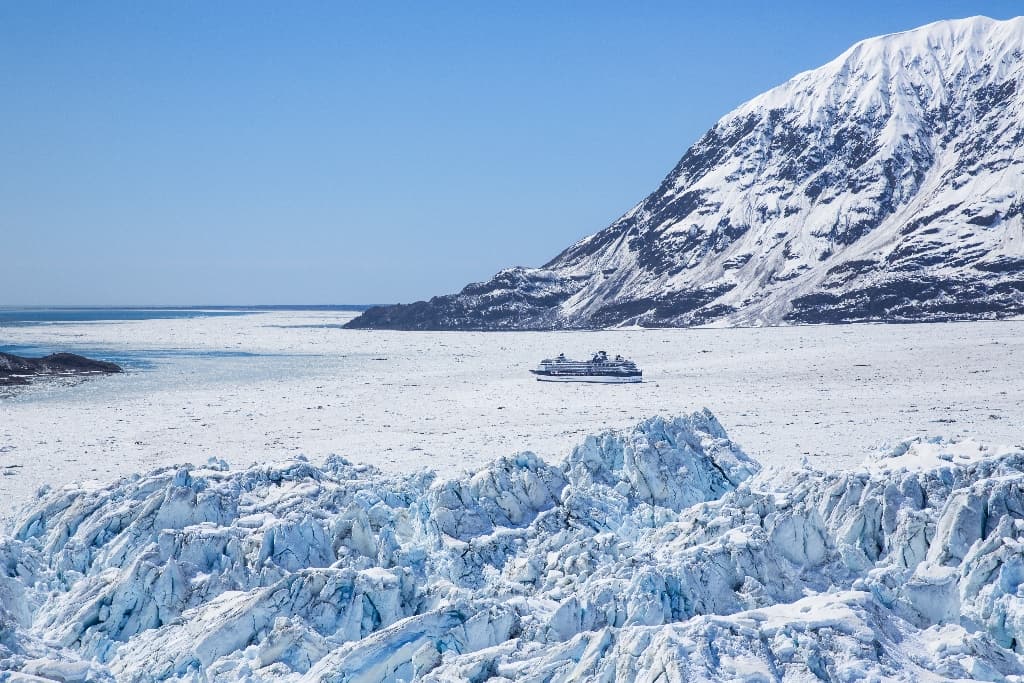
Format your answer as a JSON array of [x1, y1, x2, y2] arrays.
[[3, 1, 1021, 305]]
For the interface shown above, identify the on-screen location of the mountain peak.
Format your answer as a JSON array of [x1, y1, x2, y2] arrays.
[[348, 16, 1024, 330]]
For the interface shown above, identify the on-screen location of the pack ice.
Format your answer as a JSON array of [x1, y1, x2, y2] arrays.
[[3, 410, 1024, 681]]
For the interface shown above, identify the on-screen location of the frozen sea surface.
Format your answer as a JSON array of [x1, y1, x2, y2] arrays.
[[2, 309, 1023, 518]]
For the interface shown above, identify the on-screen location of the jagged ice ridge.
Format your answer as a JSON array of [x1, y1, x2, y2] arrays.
[[3, 412, 1024, 680]]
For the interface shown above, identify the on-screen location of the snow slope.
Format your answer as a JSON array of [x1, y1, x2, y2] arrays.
[[4, 412, 1024, 681], [348, 16, 1024, 329]]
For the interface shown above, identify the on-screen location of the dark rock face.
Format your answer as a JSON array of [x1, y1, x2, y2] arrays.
[[348, 17, 1024, 330], [349, 268, 584, 330], [0, 352, 123, 387]]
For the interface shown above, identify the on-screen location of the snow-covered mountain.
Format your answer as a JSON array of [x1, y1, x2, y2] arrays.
[[348, 16, 1024, 329]]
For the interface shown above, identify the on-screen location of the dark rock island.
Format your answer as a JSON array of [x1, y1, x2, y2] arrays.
[[0, 352, 123, 387]]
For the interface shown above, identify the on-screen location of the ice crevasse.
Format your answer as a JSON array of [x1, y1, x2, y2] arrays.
[[3, 410, 1024, 681]]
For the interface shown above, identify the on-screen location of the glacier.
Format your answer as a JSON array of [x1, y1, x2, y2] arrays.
[[4, 411, 1024, 681]]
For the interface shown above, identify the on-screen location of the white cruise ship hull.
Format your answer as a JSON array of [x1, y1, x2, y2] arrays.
[[535, 374, 642, 383]]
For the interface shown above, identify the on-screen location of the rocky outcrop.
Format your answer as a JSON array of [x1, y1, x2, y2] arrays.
[[0, 352, 123, 386]]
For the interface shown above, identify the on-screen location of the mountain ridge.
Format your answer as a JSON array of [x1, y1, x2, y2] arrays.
[[349, 16, 1024, 330]]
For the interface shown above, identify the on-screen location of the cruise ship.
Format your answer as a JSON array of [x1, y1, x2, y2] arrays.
[[531, 351, 642, 383]]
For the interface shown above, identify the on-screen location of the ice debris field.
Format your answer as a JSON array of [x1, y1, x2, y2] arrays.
[[3, 310, 1024, 516], [5, 410, 1024, 681]]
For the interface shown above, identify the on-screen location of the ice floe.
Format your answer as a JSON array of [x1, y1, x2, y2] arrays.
[[3, 411, 1024, 681]]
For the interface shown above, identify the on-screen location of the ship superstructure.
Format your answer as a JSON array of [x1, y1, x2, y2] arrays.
[[531, 351, 642, 383]]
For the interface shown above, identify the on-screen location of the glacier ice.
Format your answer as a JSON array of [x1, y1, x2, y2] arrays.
[[3, 410, 1024, 680]]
